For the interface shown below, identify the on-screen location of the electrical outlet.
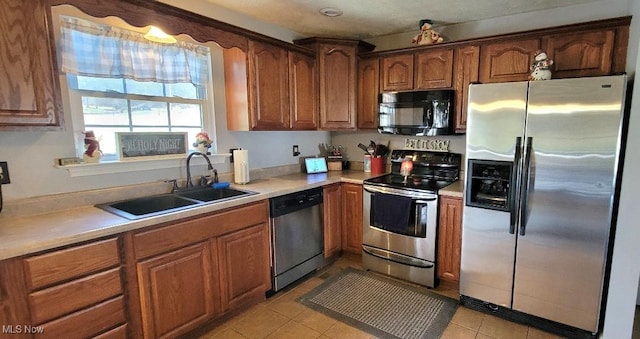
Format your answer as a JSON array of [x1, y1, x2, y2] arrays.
[[0, 161, 9, 184]]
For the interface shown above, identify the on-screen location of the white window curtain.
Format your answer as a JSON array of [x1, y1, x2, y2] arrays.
[[59, 16, 210, 87]]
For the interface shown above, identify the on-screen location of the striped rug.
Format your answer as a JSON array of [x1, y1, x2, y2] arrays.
[[297, 268, 458, 339]]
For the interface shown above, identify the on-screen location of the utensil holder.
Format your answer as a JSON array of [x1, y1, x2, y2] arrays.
[[371, 157, 385, 174]]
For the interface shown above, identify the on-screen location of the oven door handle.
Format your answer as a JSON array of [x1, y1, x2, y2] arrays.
[[362, 245, 434, 269], [364, 185, 437, 200]]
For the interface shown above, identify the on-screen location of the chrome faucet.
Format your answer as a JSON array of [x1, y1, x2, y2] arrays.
[[186, 151, 214, 188]]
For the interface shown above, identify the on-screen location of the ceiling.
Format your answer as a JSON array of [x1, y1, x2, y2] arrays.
[[196, 0, 597, 40]]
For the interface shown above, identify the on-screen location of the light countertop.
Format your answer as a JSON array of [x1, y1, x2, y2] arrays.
[[0, 170, 463, 261]]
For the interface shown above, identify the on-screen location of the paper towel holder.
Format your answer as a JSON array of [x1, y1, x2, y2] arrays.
[[229, 148, 240, 162]]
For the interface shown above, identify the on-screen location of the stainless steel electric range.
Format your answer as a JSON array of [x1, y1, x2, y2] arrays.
[[362, 149, 461, 288]]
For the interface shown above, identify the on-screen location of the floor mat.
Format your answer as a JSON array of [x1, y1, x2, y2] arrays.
[[297, 268, 458, 339]]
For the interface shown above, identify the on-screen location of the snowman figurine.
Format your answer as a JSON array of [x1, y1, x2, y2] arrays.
[[529, 50, 553, 81]]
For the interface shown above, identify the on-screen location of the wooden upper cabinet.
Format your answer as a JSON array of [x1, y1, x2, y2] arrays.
[[479, 38, 540, 83], [0, 0, 63, 130], [415, 48, 454, 89], [453, 45, 480, 133], [357, 57, 380, 129], [288, 51, 318, 130], [542, 29, 615, 78], [248, 40, 290, 130], [224, 43, 317, 131], [317, 43, 358, 130], [295, 38, 374, 131], [381, 54, 414, 91]]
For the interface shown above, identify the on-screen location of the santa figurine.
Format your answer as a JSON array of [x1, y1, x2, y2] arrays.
[[83, 131, 102, 163]]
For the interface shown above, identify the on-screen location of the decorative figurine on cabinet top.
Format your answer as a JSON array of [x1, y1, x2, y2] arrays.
[[529, 49, 554, 81], [83, 131, 102, 163], [411, 19, 444, 45]]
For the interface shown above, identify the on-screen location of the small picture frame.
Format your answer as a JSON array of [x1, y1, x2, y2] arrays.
[[116, 132, 188, 160]]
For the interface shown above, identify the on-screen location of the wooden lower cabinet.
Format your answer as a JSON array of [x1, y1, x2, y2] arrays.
[[129, 200, 271, 338], [323, 184, 342, 258], [137, 242, 216, 338], [437, 196, 463, 282], [341, 183, 363, 254], [217, 223, 271, 312], [0, 237, 127, 338]]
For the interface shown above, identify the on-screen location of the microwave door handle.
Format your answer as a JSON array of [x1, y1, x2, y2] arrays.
[[509, 137, 522, 234], [519, 137, 533, 236]]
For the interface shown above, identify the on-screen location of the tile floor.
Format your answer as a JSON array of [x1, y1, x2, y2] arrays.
[[199, 254, 564, 339]]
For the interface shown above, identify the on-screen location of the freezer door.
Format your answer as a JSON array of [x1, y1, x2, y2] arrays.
[[512, 75, 626, 332], [460, 82, 527, 307], [465, 82, 528, 162]]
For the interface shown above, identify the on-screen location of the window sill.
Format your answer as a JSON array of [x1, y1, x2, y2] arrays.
[[55, 153, 230, 177]]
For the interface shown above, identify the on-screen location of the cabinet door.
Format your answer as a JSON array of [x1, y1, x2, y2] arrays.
[[542, 30, 615, 78], [381, 54, 414, 91], [0, 0, 63, 129], [217, 223, 271, 311], [453, 45, 480, 133], [437, 196, 462, 282], [341, 183, 363, 254], [479, 38, 540, 83], [357, 57, 380, 129], [248, 40, 290, 130], [137, 242, 215, 338], [289, 51, 318, 130], [415, 48, 454, 89], [323, 184, 342, 258], [318, 43, 357, 130]]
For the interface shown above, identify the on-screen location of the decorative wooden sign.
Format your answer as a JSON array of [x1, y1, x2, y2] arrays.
[[117, 132, 188, 160], [404, 138, 450, 152]]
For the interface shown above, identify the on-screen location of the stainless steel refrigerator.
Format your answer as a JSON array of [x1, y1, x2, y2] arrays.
[[460, 75, 627, 336]]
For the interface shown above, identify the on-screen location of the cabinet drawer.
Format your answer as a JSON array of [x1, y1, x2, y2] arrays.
[[134, 200, 268, 259], [24, 238, 120, 290], [29, 268, 123, 324], [93, 324, 128, 339], [36, 296, 126, 339]]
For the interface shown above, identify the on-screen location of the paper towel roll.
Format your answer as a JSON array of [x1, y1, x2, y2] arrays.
[[233, 149, 250, 184]]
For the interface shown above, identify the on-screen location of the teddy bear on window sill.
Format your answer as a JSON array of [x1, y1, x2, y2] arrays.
[[411, 20, 444, 45]]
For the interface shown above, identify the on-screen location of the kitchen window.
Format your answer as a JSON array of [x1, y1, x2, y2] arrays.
[[57, 14, 216, 162]]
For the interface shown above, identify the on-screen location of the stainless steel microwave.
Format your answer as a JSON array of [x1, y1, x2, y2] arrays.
[[378, 90, 454, 136]]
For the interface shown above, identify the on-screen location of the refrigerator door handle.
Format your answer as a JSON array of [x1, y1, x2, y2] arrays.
[[519, 137, 533, 236], [509, 137, 522, 234]]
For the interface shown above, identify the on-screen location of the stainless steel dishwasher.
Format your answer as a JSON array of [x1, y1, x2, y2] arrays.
[[269, 187, 324, 293]]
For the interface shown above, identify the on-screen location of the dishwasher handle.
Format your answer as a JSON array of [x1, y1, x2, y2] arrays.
[[270, 187, 324, 218]]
